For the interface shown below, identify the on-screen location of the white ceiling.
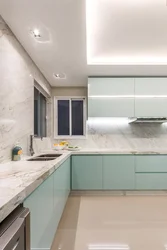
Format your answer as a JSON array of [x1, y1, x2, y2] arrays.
[[1, 0, 167, 87]]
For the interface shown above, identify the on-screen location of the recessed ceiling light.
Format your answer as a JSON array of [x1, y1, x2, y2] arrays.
[[53, 73, 66, 79], [30, 29, 41, 38]]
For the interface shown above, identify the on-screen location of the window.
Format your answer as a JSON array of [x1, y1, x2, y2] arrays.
[[34, 87, 47, 137], [54, 97, 86, 138]]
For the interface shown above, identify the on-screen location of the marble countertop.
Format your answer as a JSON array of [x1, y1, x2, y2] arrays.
[[1, 148, 167, 223]]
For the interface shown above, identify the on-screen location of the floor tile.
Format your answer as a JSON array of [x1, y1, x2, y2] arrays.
[[52, 195, 167, 250]]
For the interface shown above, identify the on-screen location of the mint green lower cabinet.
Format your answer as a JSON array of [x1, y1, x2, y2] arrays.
[[24, 174, 54, 250], [72, 156, 103, 190], [136, 173, 167, 190], [135, 155, 167, 173], [24, 158, 70, 250], [53, 158, 70, 232], [103, 155, 135, 190]]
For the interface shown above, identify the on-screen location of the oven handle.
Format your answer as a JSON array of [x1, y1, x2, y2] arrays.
[[0, 217, 25, 250]]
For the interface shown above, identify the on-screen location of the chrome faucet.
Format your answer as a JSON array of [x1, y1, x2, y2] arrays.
[[30, 135, 35, 156]]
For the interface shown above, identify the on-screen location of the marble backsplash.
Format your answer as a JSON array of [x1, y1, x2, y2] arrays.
[[0, 16, 51, 163], [54, 118, 167, 151]]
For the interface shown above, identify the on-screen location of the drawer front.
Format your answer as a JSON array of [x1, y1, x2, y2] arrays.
[[136, 173, 167, 190], [135, 156, 167, 173]]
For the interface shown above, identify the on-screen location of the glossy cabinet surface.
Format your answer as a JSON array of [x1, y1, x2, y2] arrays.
[[88, 98, 134, 117], [135, 77, 167, 95], [88, 77, 135, 117], [24, 158, 70, 250], [135, 78, 167, 117], [72, 155, 103, 190], [136, 173, 167, 190], [135, 155, 167, 173], [88, 77, 167, 118], [88, 77, 135, 95], [53, 157, 70, 232], [103, 155, 135, 190], [24, 174, 54, 250]]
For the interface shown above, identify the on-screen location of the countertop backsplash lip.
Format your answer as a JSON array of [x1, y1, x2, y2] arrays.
[[1, 148, 167, 223]]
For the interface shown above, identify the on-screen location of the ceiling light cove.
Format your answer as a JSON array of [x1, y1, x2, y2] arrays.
[[86, 0, 167, 65]]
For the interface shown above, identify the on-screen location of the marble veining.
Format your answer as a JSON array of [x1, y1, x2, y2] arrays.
[[0, 16, 51, 163], [60, 119, 167, 151], [1, 149, 167, 223], [0, 151, 70, 223]]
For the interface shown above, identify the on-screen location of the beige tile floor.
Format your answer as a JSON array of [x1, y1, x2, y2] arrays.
[[51, 193, 167, 250]]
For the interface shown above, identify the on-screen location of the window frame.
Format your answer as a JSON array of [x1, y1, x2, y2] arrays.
[[34, 87, 47, 138], [54, 96, 87, 139]]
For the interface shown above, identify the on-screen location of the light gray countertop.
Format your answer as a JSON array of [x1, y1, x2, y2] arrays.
[[1, 148, 167, 223]]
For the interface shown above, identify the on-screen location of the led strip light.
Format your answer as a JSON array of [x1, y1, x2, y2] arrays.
[[89, 95, 167, 98]]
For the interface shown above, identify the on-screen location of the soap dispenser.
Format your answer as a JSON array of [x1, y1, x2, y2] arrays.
[[12, 142, 23, 161]]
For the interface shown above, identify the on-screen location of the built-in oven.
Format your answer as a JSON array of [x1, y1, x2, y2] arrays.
[[0, 205, 30, 250]]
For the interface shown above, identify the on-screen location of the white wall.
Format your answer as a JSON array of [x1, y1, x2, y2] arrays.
[[0, 16, 51, 162], [51, 87, 87, 97]]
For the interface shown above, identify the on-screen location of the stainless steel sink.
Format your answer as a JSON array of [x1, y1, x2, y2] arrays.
[[27, 157, 57, 161], [27, 154, 62, 161], [37, 154, 62, 158]]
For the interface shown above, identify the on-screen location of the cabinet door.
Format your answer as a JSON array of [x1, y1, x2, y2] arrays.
[[88, 77, 135, 96], [53, 158, 70, 231], [88, 77, 135, 117], [72, 156, 103, 190], [88, 98, 134, 117], [103, 155, 135, 190], [24, 174, 54, 250], [135, 77, 167, 117]]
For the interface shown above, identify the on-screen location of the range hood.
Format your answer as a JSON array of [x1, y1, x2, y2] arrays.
[[130, 117, 167, 123]]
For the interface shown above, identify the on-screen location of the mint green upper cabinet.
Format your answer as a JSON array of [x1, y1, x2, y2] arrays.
[[103, 155, 135, 190], [88, 77, 135, 95], [135, 78, 167, 117], [53, 158, 70, 230], [72, 155, 103, 190], [88, 77, 135, 117], [24, 174, 54, 250], [88, 98, 134, 117]]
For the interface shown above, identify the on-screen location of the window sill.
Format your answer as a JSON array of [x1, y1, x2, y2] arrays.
[[54, 136, 87, 140]]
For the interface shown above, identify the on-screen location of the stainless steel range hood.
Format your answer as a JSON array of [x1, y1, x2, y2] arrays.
[[130, 117, 167, 123]]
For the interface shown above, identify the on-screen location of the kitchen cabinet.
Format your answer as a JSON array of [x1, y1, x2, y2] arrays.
[[24, 174, 54, 250], [103, 155, 135, 190], [88, 77, 135, 96], [53, 157, 70, 231], [88, 77, 135, 117], [135, 155, 167, 190], [135, 77, 167, 117], [72, 155, 103, 190], [135, 155, 167, 173], [24, 158, 70, 250], [88, 98, 134, 117], [136, 173, 167, 190]]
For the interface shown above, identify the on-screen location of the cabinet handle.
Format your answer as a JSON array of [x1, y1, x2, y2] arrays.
[[12, 238, 19, 250]]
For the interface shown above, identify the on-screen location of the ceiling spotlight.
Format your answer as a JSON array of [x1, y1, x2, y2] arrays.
[[30, 29, 41, 38], [53, 73, 66, 79]]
